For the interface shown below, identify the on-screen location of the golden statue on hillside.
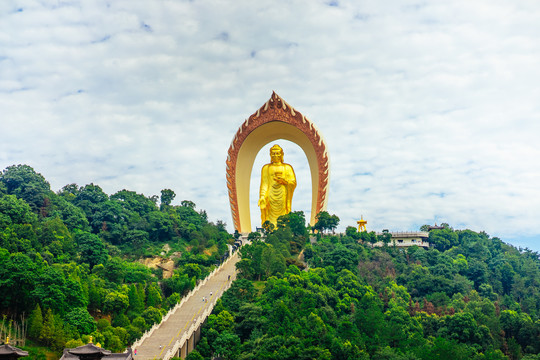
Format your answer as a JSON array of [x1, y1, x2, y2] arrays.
[[258, 144, 297, 226]]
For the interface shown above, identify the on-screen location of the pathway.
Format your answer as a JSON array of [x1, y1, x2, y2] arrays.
[[132, 251, 240, 359]]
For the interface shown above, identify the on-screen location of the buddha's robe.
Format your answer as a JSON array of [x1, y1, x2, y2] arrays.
[[259, 162, 296, 225]]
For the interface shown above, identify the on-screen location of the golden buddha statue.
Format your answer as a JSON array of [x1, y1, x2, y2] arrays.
[[258, 144, 297, 226]]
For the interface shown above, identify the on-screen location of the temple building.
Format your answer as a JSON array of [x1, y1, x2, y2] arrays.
[[355, 217, 430, 248], [372, 231, 431, 248], [59, 343, 132, 360]]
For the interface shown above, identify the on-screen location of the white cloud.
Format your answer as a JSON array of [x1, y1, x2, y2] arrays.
[[1, 0, 539, 250]]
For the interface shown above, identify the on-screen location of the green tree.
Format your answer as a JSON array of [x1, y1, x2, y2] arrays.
[[73, 183, 108, 232], [235, 303, 265, 340], [146, 282, 163, 307], [262, 220, 275, 234], [110, 189, 157, 216], [38, 216, 75, 258], [162, 271, 192, 297], [277, 211, 308, 237], [28, 304, 44, 339], [40, 308, 58, 346], [429, 228, 459, 251], [499, 309, 524, 339], [76, 232, 108, 269], [185, 350, 204, 360], [97, 318, 111, 331], [57, 183, 80, 201], [499, 262, 515, 295], [378, 229, 392, 246], [213, 332, 241, 360], [181, 200, 196, 209], [441, 311, 485, 345], [314, 211, 340, 234], [124, 229, 149, 255], [87, 277, 104, 311], [345, 226, 359, 239], [32, 267, 86, 315], [0, 165, 52, 213], [322, 244, 358, 272], [248, 231, 262, 241], [414, 337, 476, 359], [208, 310, 235, 333], [147, 211, 173, 242], [221, 279, 257, 313], [65, 339, 85, 349], [91, 201, 130, 243], [0, 194, 38, 230], [160, 189, 176, 209], [0, 251, 38, 313], [64, 307, 96, 335], [132, 316, 147, 331], [261, 246, 286, 278], [237, 242, 270, 280], [103, 257, 126, 284], [50, 313, 68, 351], [112, 313, 130, 328], [128, 284, 144, 313], [103, 291, 130, 314], [142, 306, 162, 325], [372, 347, 416, 360], [49, 196, 89, 231], [0, 224, 36, 253], [468, 259, 490, 289]]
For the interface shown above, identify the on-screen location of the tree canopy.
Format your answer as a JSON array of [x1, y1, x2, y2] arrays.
[[207, 216, 540, 360], [2, 164, 540, 360], [0, 164, 232, 356]]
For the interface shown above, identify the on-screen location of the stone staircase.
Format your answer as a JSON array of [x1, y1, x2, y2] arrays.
[[131, 250, 241, 359]]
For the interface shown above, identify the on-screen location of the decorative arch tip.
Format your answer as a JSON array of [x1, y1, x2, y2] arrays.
[[258, 91, 301, 118]]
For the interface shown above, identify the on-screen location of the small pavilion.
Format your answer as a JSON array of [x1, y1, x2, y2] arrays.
[[59, 343, 132, 360], [357, 216, 367, 232], [0, 344, 29, 360]]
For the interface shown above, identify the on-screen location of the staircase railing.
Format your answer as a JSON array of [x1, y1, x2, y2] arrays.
[[131, 249, 240, 353]]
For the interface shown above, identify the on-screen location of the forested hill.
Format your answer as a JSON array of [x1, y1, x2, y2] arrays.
[[1, 164, 540, 360], [0, 164, 232, 358], [191, 217, 540, 360]]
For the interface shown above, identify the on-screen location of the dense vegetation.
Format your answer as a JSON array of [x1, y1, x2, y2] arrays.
[[2, 164, 540, 360], [191, 217, 540, 360], [0, 165, 232, 358]]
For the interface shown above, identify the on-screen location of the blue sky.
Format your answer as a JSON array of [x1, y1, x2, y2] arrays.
[[1, 0, 539, 251]]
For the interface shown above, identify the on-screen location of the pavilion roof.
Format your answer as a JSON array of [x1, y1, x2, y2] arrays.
[[67, 344, 111, 356], [0, 344, 29, 358], [60, 344, 132, 360]]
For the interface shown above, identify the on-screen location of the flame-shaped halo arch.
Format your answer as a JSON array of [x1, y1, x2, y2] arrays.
[[226, 92, 330, 233]]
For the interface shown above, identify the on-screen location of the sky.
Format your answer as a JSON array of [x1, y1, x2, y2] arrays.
[[1, 0, 540, 251]]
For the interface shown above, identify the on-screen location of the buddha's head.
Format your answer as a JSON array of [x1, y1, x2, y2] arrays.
[[270, 144, 284, 164]]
